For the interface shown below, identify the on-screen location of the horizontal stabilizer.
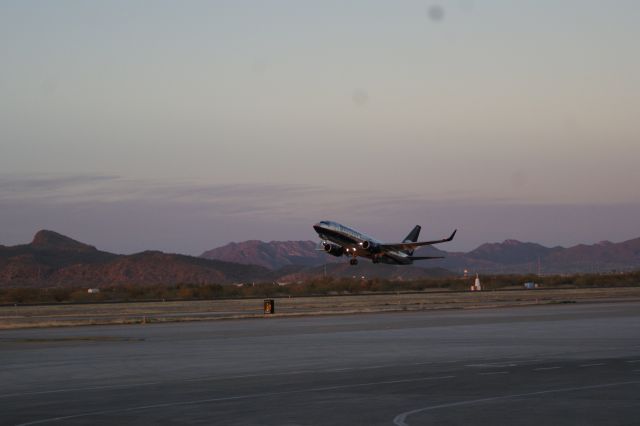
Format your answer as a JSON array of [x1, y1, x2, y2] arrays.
[[408, 256, 445, 261]]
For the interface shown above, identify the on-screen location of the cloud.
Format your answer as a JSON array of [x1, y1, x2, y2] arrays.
[[0, 174, 119, 199], [0, 174, 323, 208]]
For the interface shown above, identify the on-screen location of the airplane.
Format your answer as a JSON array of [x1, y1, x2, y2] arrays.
[[313, 221, 457, 266]]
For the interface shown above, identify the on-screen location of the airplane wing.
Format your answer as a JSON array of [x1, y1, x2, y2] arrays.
[[379, 229, 457, 252], [407, 255, 445, 260]]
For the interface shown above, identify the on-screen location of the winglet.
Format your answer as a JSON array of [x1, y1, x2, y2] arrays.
[[446, 229, 457, 242]]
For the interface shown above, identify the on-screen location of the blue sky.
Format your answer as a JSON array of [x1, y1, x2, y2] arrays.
[[1, 1, 639, 254]]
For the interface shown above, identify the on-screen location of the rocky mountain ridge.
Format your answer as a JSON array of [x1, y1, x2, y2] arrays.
[[203, 237, 640, 274], [201, 240, 332, 269], [0, 230, 270, 287], [2, 230, 639, 288], [0, 231, 452, 288]]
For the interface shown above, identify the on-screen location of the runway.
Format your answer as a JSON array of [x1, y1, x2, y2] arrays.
[[2, 302, 640, 425]]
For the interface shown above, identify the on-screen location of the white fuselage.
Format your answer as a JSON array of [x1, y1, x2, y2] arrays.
[[313, 221, 411, 264]]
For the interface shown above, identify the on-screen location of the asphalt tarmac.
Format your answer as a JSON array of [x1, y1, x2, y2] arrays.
[[2, 302, 640, 425]]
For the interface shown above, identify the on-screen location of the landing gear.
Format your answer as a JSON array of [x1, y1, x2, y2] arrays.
[[349, 258, 358, 266], [372, 258, 380, 264]]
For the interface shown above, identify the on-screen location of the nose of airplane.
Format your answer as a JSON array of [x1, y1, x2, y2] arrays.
[[313, 222, 323, 233]]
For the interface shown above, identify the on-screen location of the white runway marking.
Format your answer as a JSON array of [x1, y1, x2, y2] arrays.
[[393, 381, 640, 426], [579, 363, 606, 368], [534, 366, 561, 371], [626, 360, 640, 364], [0, 382, 162, 399], [14, 375, 457, 426], [466, 363, 516, 368], [477, 371, 509, 375]]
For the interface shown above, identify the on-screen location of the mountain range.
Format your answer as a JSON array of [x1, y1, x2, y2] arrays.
[[201, 240, 330, 269], [2, 230, 639, 288], [202, 237, 640, 275], [0, 230, 270, 288]]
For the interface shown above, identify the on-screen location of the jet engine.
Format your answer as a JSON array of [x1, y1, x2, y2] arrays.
[[323, 242, 344, 257], [361, 240, 381, 252]]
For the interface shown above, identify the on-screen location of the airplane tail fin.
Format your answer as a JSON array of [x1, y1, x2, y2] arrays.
[[402, 225, 421, 255]]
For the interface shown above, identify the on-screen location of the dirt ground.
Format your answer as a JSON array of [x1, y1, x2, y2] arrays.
[[1, 287, 639, 329]]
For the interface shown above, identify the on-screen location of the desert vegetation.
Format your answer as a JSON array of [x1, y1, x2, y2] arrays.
[[1, 271, 638, 305]]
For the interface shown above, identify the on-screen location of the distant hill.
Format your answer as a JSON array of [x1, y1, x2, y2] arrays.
[[202, 237, 640, 275], [0, 230, 270, 287], [30, 230, 98, 252], [542, 238, 640, 273], [3, 231, 639, 288], [200, 240, 455, 281], [436, 238, 640, 274], [465, 240, 562, 265], [201, 240, 334, 269]]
